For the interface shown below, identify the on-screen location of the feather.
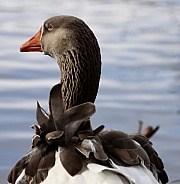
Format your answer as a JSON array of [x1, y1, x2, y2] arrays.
[[90, 138, 108, 161], [45, 131, 64, 145], [7, 148, 38, 184], [98, 130, 142, 166], [93, 125, 105, 135], [49, 83, 64, 124], [130, 134, 168, 184], [38, 149, 56, 170], [36, 101, 55, 133], [79, 119, 92, 131], [63, 102, 95, 121], [62, 102, 95, 129], [25, 145, 46, 177], [31, 170, 48, 184], [9, 14, 170, 183], [64, 121, 84, 143], [60, 148, 83, 176]]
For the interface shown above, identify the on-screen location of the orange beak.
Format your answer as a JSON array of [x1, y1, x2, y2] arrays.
[[20, 27, 43, 52]]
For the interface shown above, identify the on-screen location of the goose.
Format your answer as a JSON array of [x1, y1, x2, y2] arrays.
[[20, 15, 101, 110], [8, 15, 169, 184]]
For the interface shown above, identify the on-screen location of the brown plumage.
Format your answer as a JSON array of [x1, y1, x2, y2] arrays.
[[8, 84, 168, 184], [8, 84, 100, 183], [8, 15, 169, 184], [41, 16, 101, 110]]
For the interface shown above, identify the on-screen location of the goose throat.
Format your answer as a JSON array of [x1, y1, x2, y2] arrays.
[[58, 49, 101, 110]]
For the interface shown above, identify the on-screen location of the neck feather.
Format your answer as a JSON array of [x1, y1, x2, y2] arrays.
[[58, 49, 101, 110]]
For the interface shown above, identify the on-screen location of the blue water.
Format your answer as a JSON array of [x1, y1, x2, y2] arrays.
[[0, 0, 180, 183]]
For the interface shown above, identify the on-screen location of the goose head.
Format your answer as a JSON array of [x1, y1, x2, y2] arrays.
[[20, 15, 101, 110]]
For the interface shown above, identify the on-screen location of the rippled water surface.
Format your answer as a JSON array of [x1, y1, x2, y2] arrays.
[[0, 0, 180, 183]]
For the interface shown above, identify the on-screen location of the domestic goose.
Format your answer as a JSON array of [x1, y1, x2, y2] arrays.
[[8, 15, 168, 184], [20, 15, 101, 110]]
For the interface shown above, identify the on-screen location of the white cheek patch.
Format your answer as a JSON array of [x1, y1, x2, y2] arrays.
[[40, 25, 44, 40], [41, 25, 45, 55]]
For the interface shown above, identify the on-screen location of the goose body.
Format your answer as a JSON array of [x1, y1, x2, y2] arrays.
[[41, 153, 159, 184], [8, 15, 168, 184]]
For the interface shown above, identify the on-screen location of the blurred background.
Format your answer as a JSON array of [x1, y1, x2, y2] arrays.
[[0, 0, 179, 183]]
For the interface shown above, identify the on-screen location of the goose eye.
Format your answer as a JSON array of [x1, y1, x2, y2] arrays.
[[46, 24, 54, 31]]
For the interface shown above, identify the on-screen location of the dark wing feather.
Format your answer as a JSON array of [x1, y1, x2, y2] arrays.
[[64, 103, 96, 142], [130, 134, 169, 184], [7, 147, 38, 184], [38, 149, 56, 170], [49, 83, 64, 125], [60, 148, 83, 176], [65, 121, 84, 144], [36, 101, 55, 133], [98, 130, 168, 184], [31, 170, 48, 184], [25, 144, 48, 177], [90, 138, 108, 161], [8, 144, 56, 184], [79, 119, 92, 131], [28, 149, 56, 184], [93, 125, 105, 135], [98, 130, 147, 166], [62, 102, 95, 129], [8, 157, 26, 184]]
